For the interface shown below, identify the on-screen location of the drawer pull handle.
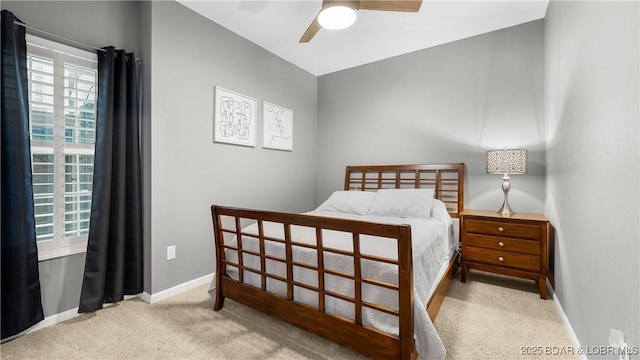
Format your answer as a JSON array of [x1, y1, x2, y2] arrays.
[[498, 256, 504, 262], [498, 227, 504, 232], [498, 241, 505, 247]]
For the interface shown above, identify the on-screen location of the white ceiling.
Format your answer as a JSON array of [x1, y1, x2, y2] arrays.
[[178, 0, 549, 76]]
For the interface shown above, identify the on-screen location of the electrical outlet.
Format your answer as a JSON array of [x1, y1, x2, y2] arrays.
[[167, 246, 176, 261], [609, 329, 628, 360]]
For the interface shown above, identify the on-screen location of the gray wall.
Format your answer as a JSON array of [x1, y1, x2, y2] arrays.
[[317, 20, 546, 213], [545, 0, 640, 354], [147, 1, 318, 293], [2, 1, 141, 55], [139, 1, 153, 295], [1, 1, 142, 317]]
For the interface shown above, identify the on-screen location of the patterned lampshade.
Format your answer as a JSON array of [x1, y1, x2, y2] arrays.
[[486, 149, 528, 175]]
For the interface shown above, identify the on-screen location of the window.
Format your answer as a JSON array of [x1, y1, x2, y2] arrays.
[[27, 35, 98, 260]]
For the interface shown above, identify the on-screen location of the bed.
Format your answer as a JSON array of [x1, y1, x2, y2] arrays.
[[210, 164, 465, 359]]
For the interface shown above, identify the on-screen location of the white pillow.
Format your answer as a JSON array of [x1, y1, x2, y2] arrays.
[[431, 199, 453, 227], [316, 190, 377, 215], [367, 188, 434, 218]]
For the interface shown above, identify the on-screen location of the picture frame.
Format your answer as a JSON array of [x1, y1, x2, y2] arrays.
[[262, 101, 293, 151], [214, 86, 257, 147]]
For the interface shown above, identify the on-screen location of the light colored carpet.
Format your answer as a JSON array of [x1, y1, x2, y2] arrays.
[[433, 272, 576, 360], [1, 272, 575, 359]]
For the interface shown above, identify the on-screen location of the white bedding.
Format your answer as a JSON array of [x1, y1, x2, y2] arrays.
[[210, 205, 456, 360]]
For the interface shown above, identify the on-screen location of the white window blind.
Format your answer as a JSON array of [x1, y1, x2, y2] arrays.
[[28, 55, 55, 142], [27, 35, 98, 260]]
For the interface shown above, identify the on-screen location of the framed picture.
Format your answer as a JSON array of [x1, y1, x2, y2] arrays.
[[214, 86, 257, 147], [262, 102, 293, 151]]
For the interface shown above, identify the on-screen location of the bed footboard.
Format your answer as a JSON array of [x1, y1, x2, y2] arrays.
[[211, 205, 417, 360]]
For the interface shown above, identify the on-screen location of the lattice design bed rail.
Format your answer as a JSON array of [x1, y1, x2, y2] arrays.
[[212, 207, 415, 359]]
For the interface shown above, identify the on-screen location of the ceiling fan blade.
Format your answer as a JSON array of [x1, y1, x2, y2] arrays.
[[300, 15, 321, 43], [323, 0, 359, 9], [357, 0, 422, 12]]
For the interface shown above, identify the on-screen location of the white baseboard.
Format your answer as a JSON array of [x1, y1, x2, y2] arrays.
[[1, 306, 79, 343], [1, 273, 214, 343], [138, 291, 152, 303], [547, 280, 587, 360], [145, 272, 214, 304]]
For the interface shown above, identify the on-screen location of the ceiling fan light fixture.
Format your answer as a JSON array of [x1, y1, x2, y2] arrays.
[[318, 6, 357, 30]]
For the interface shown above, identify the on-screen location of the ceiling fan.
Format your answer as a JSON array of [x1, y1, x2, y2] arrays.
[[299, 0, 423, 43]]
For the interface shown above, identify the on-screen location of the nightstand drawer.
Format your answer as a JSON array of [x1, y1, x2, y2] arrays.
[[465, 219, 542, 240], [465, 247, 541, 272], [465, 234, 541, 255]]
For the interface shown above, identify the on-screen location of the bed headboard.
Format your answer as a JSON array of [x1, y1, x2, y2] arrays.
[[344, 163, 465, 218]]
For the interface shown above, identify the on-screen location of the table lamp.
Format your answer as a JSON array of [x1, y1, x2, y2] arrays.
[[486, 149, 528, 216]]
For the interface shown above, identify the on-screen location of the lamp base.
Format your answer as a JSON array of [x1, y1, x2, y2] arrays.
[[497, 202, 516, 217], [497, 174, 516, 216]]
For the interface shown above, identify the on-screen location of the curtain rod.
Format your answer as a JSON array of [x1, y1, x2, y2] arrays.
[[14, 20, 143, 63], [15, 20, 107, 54]]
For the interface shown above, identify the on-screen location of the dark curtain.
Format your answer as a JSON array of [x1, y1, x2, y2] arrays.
[[79, 47, 143, 313], [1, 10, 45, 339]]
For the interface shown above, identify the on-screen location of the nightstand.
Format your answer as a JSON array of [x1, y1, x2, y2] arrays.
[[460, 210, 551, 299]]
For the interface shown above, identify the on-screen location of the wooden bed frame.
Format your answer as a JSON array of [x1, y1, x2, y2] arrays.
[[211, 164, 465, 359]]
